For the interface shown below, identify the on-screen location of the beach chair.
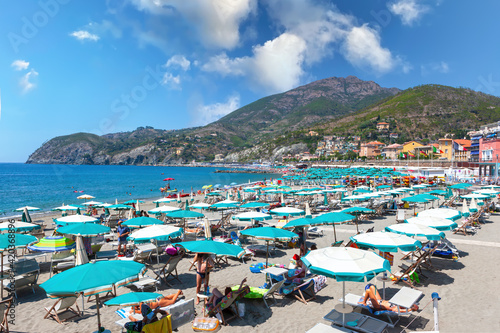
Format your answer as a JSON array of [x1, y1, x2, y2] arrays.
[[0, 298, 12, 333], [132, 273, 161, 292], [282, 278, 316, 305], [50, 250, 75, 276], [3, 259, 40, 298], [323, 309, 388, 333], [393, 247, 436, 287], [152, 254, 183, 286], [232, 279, 285, 308], [43, 296, 81, 324], [206, 286, 250, 325], [306, 323, 354, 333], [453, 219, 479, 236], [118, 243, 156, 263]]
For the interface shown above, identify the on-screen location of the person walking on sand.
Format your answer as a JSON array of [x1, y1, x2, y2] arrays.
[[194, 253, 214, 304], [117, 220, 130, 257]]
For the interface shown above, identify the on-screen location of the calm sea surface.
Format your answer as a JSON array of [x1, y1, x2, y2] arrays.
[[0, 164, 278, 216]]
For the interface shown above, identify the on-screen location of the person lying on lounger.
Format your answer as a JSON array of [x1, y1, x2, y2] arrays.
[[131, 290, 183, 314], [359, 284, 418, 312]]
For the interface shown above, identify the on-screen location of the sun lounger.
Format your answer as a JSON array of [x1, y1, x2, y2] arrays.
[[306, 323, 354, 333], [323, 309, 388, 333], [3, 259, 40, 298], [206, 286, 250, 325], [152, 254, 183, 287], [339, 292, 419, 328], [131, 274, 160, 292]]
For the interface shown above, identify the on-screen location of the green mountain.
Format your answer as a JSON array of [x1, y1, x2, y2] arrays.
[[314, 84, 500, 143], [27, 76, 399, 165], [27, 79, 500, 165]]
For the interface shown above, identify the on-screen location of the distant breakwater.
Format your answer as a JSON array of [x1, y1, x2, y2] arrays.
[[214, 169, 279, 174]]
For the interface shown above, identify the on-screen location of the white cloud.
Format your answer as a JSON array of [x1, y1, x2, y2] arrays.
[[421, 61, 450, 76], [165, 55, 191, 71], [129, 0, 256, 49], [70, 30, 100, 41], [161, 72, 181, 89], [343, 24, 395, 74], [11, 60, 29, 71], [202, 33, 306, 93], [388, 0, 430, 26], [19, 69, 38, 93], [192, 94, 240, 126]]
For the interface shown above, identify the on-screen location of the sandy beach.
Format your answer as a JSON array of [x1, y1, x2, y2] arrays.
[[6, 194, 500, 333]]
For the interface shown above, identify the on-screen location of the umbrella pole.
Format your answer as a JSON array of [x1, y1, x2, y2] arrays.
[[81, 292, 85, 313], [342, 281, 346, 327], [333, 225, 337, 243], [266, 241, 269, 267], [1, 252, 3, 299], [156, 239, 160, 266], [96, 293, 103, 332]]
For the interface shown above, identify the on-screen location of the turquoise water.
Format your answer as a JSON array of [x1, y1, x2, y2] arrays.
[[0, 164, 278, 216]]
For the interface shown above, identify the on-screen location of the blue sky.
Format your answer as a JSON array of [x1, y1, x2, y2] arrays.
[[1, 0, 500, 162]]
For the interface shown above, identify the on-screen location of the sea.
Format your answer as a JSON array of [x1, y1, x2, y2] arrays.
[[0, 163, 280, 217]]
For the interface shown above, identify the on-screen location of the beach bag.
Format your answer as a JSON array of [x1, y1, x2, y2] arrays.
[[166, 246, 178, 256]]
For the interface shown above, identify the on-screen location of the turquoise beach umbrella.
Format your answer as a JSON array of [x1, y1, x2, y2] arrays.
[[40, 260, 146, 332], [167, 210, 204, 219], [124, 200, 145, 204], [240, 202, 270, 209], [405, 216, 458, 231], [104, 292, 162, 307], [0, 234, 37, 250], [313, 212, 355, 242], [210, 202, 239, 209], [56, 223, 111, 237], [341, 207, 375, 214], [282, 218, 316, 229], [174, 240, 245, 258], [240, 227, 298, 266], [122, 216, 163, 229], [107, 204, 132, 210]]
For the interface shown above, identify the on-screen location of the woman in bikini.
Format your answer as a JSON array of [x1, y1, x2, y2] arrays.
[[195, 253, 214, 304], [359, 284, 418, 312]]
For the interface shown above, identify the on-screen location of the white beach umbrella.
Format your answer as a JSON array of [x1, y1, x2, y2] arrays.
[[52, 205, 79, 211], [405, 216, 458, 231], [54, 215, 99, 224], [190, 203, 211, 210], [153, 197, 176, 203], [418, 208, 461, 221], [75, 236, 89, 266], [232, 212, 272, 221], [148, 205, 181, 214], [350, 231, 422, 253], [469, 197, 477, 212], [385, 223, 445, 241], [77, 194, 95, 200], [269, 207, 305, 217], [462, 193, 489, 200], [461, 199, 470, 217], [82, 201, 103, 206], [0, 221, 40, 232], [14, 206, 41, 212], [305, 202, 312, 218]]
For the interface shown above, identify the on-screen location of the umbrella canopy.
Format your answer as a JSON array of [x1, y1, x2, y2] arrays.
[[461, 193, 489, 200], [405, 216, 458, 231], [282, 217, 317, 229], [122, 216, 163, 229], [0, 221, 41, 232], [350, 231, 422, 253], [461, 199, 470, 217], [28, 236, 76, 252], [153, 197, 177, 204], [77, 194, 95, 200], [56, 223, 111, 237], [52, 205, 80, 211], [124, 200, 145, 204], [0, 234, 37, 250], [128, 225, 183, 243], [210, 202, 239, 209], [40, 260, 146, 331], [104, 292, 162, 307], [82, 201, 104, 206], [417, 208, 461, 221], [302, 247, 390, 282], [232, 212, 272, 221], [14, 206, 41, 212], [107, 204, 132, 210], [314, 212, 356, 224], [239, 227, 298, 242], [148, 205, 181, 214], [385, 224, 445, 241], [54, 215, 99, 225], [166, 210, 204, 219], [174, 240, 245, 258], [449, 183, 473, 189], [240, 202, 270, 209], [190, 203, 212, 209], [269, 207, 305, 217], [341, 207, 375, 214]]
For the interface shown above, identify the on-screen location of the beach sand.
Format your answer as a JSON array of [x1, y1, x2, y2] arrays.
[[7, 197, 500, 333]]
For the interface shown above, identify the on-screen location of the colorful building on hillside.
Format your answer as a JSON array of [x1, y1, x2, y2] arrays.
[[402, 141, 423, 154], [376, 122, 390, 132], [359, 141, 385, 158], [453, 139, 471, 162], [381, 143, 403, 159], [438, 138, 453, 160]]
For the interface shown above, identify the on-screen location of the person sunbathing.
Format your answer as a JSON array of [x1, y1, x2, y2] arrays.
[[286, 254, 307, 281], [359, 284, 418, 312], [125, 303, 167, 332], [130, 290, 183, 316], [207, 277, 247, 307]]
